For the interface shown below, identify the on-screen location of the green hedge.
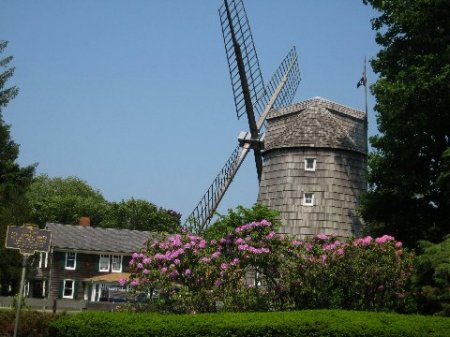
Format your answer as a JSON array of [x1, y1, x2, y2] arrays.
[[50, 310, 450, 337], [0, 310, 57, 337]]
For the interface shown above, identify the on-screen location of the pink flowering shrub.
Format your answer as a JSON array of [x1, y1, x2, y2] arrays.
[[127, 231, 223, 312], [284, 234, 414, 311], [126, 221, 413, 313], [212, 219, 292, 311]]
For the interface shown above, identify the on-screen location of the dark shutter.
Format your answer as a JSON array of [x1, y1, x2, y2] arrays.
[[61, 252, 66, 269], [58, 280, 63, 299], [123, 256, 130, 272], [73, 281, 79, 300]]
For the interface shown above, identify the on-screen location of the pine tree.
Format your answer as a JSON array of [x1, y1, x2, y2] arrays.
[[0, 41, 35, 295]]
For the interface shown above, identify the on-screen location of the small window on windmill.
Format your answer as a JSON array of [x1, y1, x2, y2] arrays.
[[303, 193, 315, 206], [304, 158, 316, 171]]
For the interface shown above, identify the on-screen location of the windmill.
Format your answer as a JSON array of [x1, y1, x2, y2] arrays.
[[186, 0, 301, 233]]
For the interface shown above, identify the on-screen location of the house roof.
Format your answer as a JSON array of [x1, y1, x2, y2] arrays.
[[264, 97, 367, 154], [46, 223, 155, 254]]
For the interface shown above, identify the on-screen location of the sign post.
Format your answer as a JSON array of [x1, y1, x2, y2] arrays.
[[5, 224, 51, 337]]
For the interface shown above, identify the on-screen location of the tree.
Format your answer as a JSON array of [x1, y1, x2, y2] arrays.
[[0, 40, 35, 295], [360, 0, 450, 247], [27, 175, 181, 232], [100, 198, 181, 232], [26, 174, 108, 227]]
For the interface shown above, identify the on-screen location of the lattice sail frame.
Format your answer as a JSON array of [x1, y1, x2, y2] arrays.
[[255, 47, 300, 131], [219, 0, 265, 119], [185, 144, 242, 231]]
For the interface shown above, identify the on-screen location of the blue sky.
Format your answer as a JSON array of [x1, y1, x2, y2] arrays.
[[2, 1, 380, 222]]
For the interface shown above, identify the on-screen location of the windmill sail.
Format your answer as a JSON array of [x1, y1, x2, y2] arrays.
[[186, 48, 300, 233], [255, 47, 300, 130], [219, 0, 265, 120], [185, 144, 251, 233]]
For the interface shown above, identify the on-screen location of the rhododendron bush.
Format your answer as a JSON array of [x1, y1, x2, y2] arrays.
[[124, 220, 413, 313]]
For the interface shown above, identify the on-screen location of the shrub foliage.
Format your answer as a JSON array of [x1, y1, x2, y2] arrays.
[[0, 310, 57, 337], [50, 310, 450, 337], [413, 235, 450, 316], [123, 219, 414, 313]]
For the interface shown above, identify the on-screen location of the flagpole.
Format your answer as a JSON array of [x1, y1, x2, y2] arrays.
[[357, 57, 369, 154], [364, 56, 368, 117], [363, 56, 368, 155]]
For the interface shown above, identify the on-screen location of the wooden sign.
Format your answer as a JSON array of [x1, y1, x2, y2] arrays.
[[5, 224, 52, 255]]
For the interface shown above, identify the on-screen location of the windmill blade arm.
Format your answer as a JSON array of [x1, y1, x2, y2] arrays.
[[185, 143, 251, 233], [219, 0, 265, 120], [255, 47, 301, 129]]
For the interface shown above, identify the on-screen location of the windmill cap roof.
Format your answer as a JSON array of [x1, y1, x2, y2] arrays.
[[264, 97, 367, 154], [268, 96, 366, 121]]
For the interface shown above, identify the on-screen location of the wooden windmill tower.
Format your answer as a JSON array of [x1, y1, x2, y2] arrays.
[[186, 0, 301, 233], [257, 97, 368, 238]]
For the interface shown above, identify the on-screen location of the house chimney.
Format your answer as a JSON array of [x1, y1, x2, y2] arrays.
[[79, 217, 91, 226]]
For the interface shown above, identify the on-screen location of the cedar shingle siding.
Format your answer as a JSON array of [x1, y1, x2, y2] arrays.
[[258, 97, 367, 238]]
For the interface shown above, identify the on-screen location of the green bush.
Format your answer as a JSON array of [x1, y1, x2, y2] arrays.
[[0, 309, 58, 337], [50, 310, 450, 337], [414, 235, 450, 316]]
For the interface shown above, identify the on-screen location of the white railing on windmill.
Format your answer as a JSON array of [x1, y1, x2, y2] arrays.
[[185, 0, 301, 233]]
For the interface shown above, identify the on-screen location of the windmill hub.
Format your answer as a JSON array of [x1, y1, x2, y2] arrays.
[[238, 131, 264, 150]]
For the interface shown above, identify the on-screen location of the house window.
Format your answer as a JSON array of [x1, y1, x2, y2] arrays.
[[304, 158, 316, 171], [111, 255, 123, 273], [99, 254, 110, 272], [38, 252, 48, 269], [65, 252, 76, 270], [303, 193, 315, 206], [63, 279, 75, 299]]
